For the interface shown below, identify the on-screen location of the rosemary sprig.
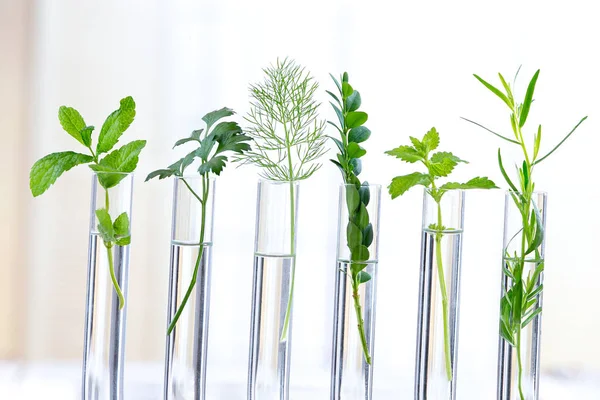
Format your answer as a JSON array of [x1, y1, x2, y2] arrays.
[[386, 127, 496, 381], [327, 71, 374, 364], [464, 68, 587, 399], [236, 58, 327, 341]]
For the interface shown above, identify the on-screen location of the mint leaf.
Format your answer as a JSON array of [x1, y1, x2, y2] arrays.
[[385, 145, 422, 163], [429, 151, 467, 177], [91, 140, 146, 188], [439, 176, 498, 190], [409, 136, 426, 154], [96, 96, 136, 154], [95, 208, 115, 243], [113, 212, 130, 237], [116, 236, 131, 246], [80, 126, 94, 147], [348, 126, 371, 143], [388, 172, 430, 199], [58, 106, 87, 145], [198, 155, 227, 176], [30, 152, 94, 196], [422, 127, 440, 153], [202, 107, 235, 132]]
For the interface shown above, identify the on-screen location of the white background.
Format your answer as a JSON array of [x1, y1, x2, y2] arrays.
[[1, 0, 599, 398]]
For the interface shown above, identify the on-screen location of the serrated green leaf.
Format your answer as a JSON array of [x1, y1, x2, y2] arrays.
[[385, 145, 423, 163], [388, 172, 430, 199], [409, 136, 426, 154], [346, 111, 368, 128], [91, 140, 146, 188], [145, 169, 175, 181], [80, 126, 94, 147], [429, 151, 467, 177], [348, 126, 371, 143], [439, 176, 498, 191], [30, 152, 94, 196], [346, 90, 361, 112], [113, 212, 130, 237], [202, 107, 235, 132], [116, 236, 131, 246], [95, 208, 115, 243], [58, 106, 87, 145], [96, 96, 136, 154], [519, 69, 540, 128], [198, 155, 227, 176], [346, 184, 360, 212], [422, 127, 440, 153], [357, 271, 371, 284], [347, 142, 366, 159]]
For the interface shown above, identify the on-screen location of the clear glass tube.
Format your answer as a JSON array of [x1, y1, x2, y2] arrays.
[[415, 188, 465, 400], [82, 172, 134, 400], [497, 192, 547, 400], [330, 184, 381, 400], [164, 177, 216, 400], [247, 180, 299, 400]]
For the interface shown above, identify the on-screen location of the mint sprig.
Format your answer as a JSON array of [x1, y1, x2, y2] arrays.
[[328, 72, 374, 365], [386, 127, 496, 381], [146, 107, 251, 335], [30, 96, 145, 310]]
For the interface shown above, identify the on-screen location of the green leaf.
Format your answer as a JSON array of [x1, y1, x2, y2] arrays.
[[342, 81, 354, 98], [174, 129, 204, 147], [346, 184, 360, 212], [80, 126, 94, 147], [347, 142, 366, 159], [357, 271, 371, 284], [331, 102, 345, 128], [198, 155, 227, 176], [388, 172, 430, 199], [346, 111, 368, 128], [116, 236, 131, 246], [202, 107, 235, 132], [58, 106, 87, 145], [385, 145, 423, 163], [214, 123, 251, 154], [113, 212, 130, 237], [439, 176, 498, 190], [359, 183, 370, 206], [521, 307, 542, 328], [330, 137, 345, 155], [327, 120, 343, 134], [526, 284, 544, 302], [429, 151, 467, 177], [30, 152, 94, 196], [354, 202, 370, 229], [96, 96, 136, 154], [409, 136, 426, 154], [348, 126, 371, 143], [346, 90, 361, 112], [95, 208, 115, 243], [329, 73, 342, 94], [349, 158, 362, 175], [347, 221, 363, 249], [498, 73, 513, 104], [422, 127, 440, 153], [524, 202, 544, 255], [533, 125, 542, 161], [342, 72, 349, 83], [326, 90, 341, 106], [91, 140, 147, 188], [363, 223, 373, 247], [460, 117, 520, 145], [498, 149, 519, 193], [534, 116, 588, 165], [519, 69, 540, 128], [145, 169, 175, 181], [330, 159, 346, 179], [351, 244, 370, 262], [473, 74, 512, 109]]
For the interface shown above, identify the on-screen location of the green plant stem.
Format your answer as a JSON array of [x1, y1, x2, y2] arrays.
[[434, 201, 452, 381], [167, 176, 208, 335], [351, 275, 371, 364], [280, 174, 296, 341], [103, 187, 125, 309], [516, 329, 525, 400]]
